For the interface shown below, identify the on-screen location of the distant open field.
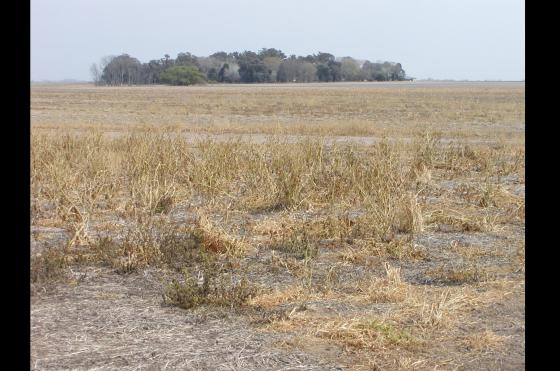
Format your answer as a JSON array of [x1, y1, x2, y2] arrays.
[[31, 82, 525, 370], [31, 82, 524, 139]]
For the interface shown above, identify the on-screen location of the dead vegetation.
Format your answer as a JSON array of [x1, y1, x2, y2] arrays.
[[31, 83, 524, 370]]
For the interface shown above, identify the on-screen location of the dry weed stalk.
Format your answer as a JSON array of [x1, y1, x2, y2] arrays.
[[418, 289, 467, 328], [357, 262, 409, 303]]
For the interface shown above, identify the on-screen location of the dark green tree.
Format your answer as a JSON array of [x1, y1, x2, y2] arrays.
[[315, 52, 335, 64], [328, 60, 342, 81], [175, 52, 199, 67], [210, 51, 228, 61], [258, 48, 286, 59], [207, 67, 218, 81], [237, 51, 269, 82], [316, 64, 331, 82]]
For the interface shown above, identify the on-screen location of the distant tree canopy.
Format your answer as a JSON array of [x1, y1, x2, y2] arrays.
[[93, 48, 408, 86], [100, 54, 142, 85]]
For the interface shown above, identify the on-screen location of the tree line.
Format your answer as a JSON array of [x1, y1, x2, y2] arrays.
[[90, 48, 409, 86]]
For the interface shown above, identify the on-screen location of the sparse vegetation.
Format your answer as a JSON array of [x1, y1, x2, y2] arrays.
[[31, 248, 68, 286], [163, 265, 258, 309], [31, 83, 524, 370]]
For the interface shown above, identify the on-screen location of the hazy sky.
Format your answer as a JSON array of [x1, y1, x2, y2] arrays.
[[31, 0, 524, 81]]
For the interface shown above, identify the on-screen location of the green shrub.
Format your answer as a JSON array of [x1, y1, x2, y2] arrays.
[[160, 66, 206, 86]]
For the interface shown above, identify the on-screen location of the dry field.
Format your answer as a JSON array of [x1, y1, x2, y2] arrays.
[[31, 82, 525, 370]]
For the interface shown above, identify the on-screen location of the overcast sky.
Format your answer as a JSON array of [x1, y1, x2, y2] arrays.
[[31, 0, 524, 81]]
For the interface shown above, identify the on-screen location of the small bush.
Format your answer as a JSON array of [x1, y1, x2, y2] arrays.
[[160, 66, 206, 86], [271, 226, 319, 260], [163, 265, 258, 309], [31, 249, 68, 285]]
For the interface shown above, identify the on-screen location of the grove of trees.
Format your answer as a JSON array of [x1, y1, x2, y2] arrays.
[[92, 48, 408, 86]]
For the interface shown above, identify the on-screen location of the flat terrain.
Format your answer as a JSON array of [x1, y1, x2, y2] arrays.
[[31, 82, 524, 139], [31, 82, 525, 370]]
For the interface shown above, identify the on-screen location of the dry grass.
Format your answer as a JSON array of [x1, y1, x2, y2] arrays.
[[314, 317, 420, 350], [31, 84, 524, 140], [194, 214, 249, 256], [426, 208, 500, 233], [31, 83, 524, 370], [248, 284, 309, 309], [357, 262, 410, 303], [427, 264, 497, 285], [463, 329, 509, 353]]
